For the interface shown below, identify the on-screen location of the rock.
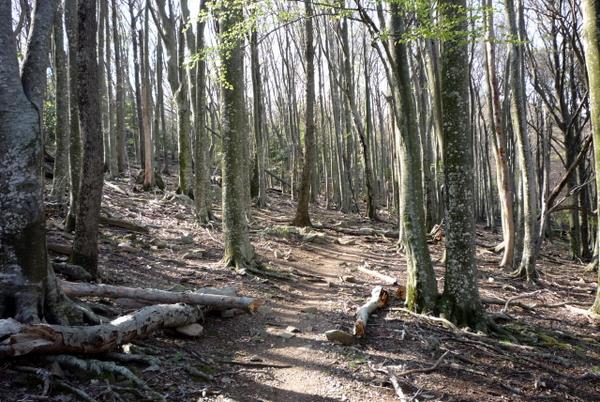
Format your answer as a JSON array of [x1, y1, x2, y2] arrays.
[[266, 326, 296, 339], [337, 236, 356, 245], [180, 233, 194, 244], [286, 326, 301, 333], [301, 306, 318, 314], [117, 242, 141, 253], [175, 323, 204, 337], [302, 232, 328, 244], [325, 329, 356, 346]]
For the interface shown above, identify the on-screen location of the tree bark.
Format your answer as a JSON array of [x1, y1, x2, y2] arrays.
[[64, 0, 81, 232], [219, 2, 255, 267], [505, 0, 538, 280], [112, 0, 126, 174], [50, 2, 70, 202], [581, 0, 600, 314], [438, 0, 486, 329], [71, 0, 103, 279], [292, 0, 316, 227]]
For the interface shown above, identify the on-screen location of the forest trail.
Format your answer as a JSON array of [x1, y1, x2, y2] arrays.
[[31, 175, 600, 401]]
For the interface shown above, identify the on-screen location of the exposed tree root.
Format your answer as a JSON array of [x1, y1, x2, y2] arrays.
[[99, 214, 149, 233], [52, 261, 93, 281], [312, 223, 399, 239]]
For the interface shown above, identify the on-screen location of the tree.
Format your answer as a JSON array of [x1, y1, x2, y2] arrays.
[[219, 1, 255, 268], [505, 0, 538, 280], [50, 1, 69, 202], [437, 0, 486, 328], [581, 0, 600, 314], [112, 0, 126, 174], [292, 0, 316, 227], [64, 0, 81, 232], [0, 0, 79, 324], [71, 0, 103, 279]]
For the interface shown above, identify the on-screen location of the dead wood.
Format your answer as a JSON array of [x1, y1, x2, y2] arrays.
[[60, 281, 261, 313], [48, 242, 72, 255], [0, 303, 203, 357], [52, 261, 93, 281], [356, 263, 398, 285], [354, 286, 390, 337], [218, 360, 293, 369], [313, 223, 399, 239], [385, 367, 408, 402], [99, 215, 149, 233]]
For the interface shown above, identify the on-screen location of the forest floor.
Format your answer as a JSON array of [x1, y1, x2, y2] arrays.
[[2, 172, 600, 402]]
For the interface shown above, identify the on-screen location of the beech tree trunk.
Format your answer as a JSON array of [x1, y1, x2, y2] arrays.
[[64, 0, 81, 232], [50, 2, 70, 202], [71, 0, 103, 279], [0, 0, 80, 325], [112, 0, 126, 174], [581, 0, 600, 314], [219, 2, 255, 267], [292, 0, 316, 227], [438, 0, 486, 329], [505, 0, 538, 280]]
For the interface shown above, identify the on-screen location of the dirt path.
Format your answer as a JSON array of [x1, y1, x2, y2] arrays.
[[4, 176, 599, 401]]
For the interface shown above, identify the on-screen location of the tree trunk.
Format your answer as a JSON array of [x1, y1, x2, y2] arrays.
[[483, 0, 515, 268], [141, 3, 154, 190], [505, 0, 538, 280], [50, 3, 70, 202], [438, 0, 486, 329], [251, 29, 267, 209], [0, 0, 80, 325], [64, 0, 81, 232], [71, 0, 103, 280], [388, 4, 438, 313], [581, 0, 600, 314], [292, 0, 316, 227], [112, 0, 126, 174], [193, 0, 213, 222], [219, 2, 255, 267]]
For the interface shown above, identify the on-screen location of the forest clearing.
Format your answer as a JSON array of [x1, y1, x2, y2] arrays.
[[2, 0, 600, 401]]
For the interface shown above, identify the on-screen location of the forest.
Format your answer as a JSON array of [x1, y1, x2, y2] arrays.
[[1, 0, 600, 400]]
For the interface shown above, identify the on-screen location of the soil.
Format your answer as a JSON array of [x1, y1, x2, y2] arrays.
[[1, 172, 599, 402]]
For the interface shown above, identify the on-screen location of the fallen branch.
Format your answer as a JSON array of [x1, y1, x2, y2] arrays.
[[218, 360, 292, 369], [357, 264, 398, 285], [385, 367, 408, 402], [100, 215, 149, 234], [313, 223, 399, 239], [52, 261, 93, 281], [501, 290, 545, 313], [60, 281, 261, 313], [354, 286, 390, 337], [0, 303, 203, 357], [391, 351, 449, 376]]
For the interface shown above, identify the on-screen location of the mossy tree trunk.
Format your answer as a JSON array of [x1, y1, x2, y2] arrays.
[[292, 0, 316, 227], [71, 0, 103, 280], [581, 0, 600, 314], [438, 0, 486, 329], [0, 0, 81, 324], [219, 2, 255, 268], [388, 4, 438, 313]]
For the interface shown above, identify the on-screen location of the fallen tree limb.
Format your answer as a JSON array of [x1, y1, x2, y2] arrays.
[[218, 360, 293, 369], [391, 351, 449, 376], [501, 290, 545, 313], [354, 286, 390, 337], [0, 303, 202, 357], [100, 215, 149, 234], [48, 242, 72, 255], [385, 367, 408, 402], [60, 281, 261, 313], [356, 264, 397, 285], [52, 261, 93, 281], [312, 223, 399, 239]]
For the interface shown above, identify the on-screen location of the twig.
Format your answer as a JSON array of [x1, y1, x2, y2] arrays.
[[502, 290, 544, 313], [385, 367, 408, 402], [390, 351, 450, 376]]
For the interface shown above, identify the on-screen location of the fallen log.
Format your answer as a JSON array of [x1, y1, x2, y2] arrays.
[[312, 223, 399, 239], [48, 242, 72, 256], [354, 286, 389, 337], [0, 303, 202, 357], [60, 281, 261, 313], [356, 264, 397, 285], [99, 215, 149, 234], [52, 261, 93, 281]]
